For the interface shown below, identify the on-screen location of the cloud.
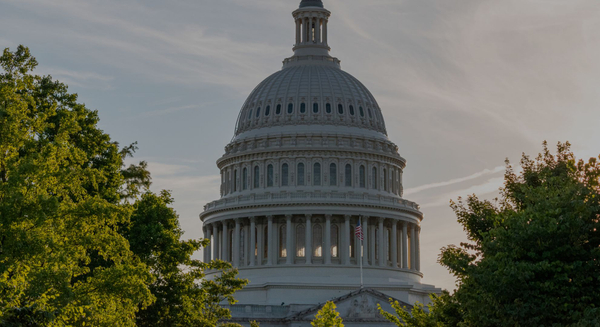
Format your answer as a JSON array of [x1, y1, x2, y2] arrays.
[[420, 176, 505, 209], [405, 166, 505, 196]]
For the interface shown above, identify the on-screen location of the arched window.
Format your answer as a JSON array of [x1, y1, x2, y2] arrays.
[[300, 103, 306, 113], [326, 103, 332, 114], [287, 103, 294, 114], [349, 105, 355, 116], [345, 164, 352, 187], [264, 226, 269, 259], [256, 107, 261, 117], [297, 163, 305, 186], [276, 104, 282, 115], [331, 224, 339, 258], [267, 164, 274, 187], [313, 163, 321, 186], [313, 224, 323, 257], [337, 104, 344, 114], [383, 168, 388, 191], [248, 109, 253, 120], [349, 224, 355, 258], [330, 163, 337, 186], [313, 103, 319, 113], [296, 224, 306, 257], [265, 105, 271, 116], [280, 225, 287, 258], [372, 167, 378, 189], [254, 166, 260, 188], [359, 106, 365, 117], [282, 163, 289, 186], [359, 165, 366, 188], [233, 169, 238, 192], [243, 168, 248, 190]]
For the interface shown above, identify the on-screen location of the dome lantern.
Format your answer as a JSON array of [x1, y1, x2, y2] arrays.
[[292, 0, 331, 57]]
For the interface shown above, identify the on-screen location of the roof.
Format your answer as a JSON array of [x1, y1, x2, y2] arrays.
[[299, 0, 324, 8]]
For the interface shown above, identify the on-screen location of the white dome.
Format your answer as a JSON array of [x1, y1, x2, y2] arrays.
[[234, 63, 388, 140]]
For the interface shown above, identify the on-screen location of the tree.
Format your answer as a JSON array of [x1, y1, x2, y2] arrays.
[[378, 292, 460, 327], [0, 46, 154, 325], [126, 191, 248, 326], [311, 301, 344, 327], [438, 142, 600, 326]]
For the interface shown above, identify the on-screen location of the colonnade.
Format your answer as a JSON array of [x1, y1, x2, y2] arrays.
[[203, 215, 420, 272], [294, 14, 328, 46]]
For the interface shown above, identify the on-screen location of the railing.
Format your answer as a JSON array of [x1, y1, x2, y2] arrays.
[[202, 191, 420, 213]]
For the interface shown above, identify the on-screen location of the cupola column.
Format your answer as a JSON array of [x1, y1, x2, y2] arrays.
[[286, 215, 293, 265], [305, 214, 313, 264], [213, 224, 220, 260], [315, 17, 321, 44], [391, 221, 398, 268], [267, 216, 274, 266], [249, 217, 256, 266], [402, 222, 408, 269], [322, 19, 328, 44], [343, 215, 351, 265], [302, 17, 308, 43], [233, 219, 241, 267], [416, 226, 421, 271], [205, 226, 212, 263], [378, 218, 385, 267], [410, 224, 417, 270], [295, 19, 301, 45], [324, 214, 332, 264], [222, 221, 229, 262], [362, 216, 369, 267]]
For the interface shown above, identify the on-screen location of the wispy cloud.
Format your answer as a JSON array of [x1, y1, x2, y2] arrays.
[[420, 176, 505, 209], [405, 166, 505, 195]]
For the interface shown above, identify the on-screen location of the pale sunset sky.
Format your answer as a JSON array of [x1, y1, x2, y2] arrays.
[[2, 0, 599, 291]]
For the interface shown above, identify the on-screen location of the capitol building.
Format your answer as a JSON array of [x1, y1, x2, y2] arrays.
[[200, 1, 439, 325]]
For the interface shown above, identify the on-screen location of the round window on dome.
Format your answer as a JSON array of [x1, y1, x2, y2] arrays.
[[300, 103, 306, 114], [326, 103, 332, 114], [349, 105, 355, 116], [256, 107, 261, 118], [359, 106, 365, 117], [313, 103, 319, 113], [338, 104, 344, 114], [248, 109, 253, 120], [265, 105, 271, 116], [276, 104, 282, 115], [368, 108, 373, 119], [287, 103, 294, 114]]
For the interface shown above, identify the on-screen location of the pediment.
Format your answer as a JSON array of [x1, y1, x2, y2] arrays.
[[286, 288, 412, 323]]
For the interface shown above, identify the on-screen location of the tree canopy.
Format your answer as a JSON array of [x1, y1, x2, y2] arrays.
[[381, 142, 600, 327], [311, 301, 344, 327], [0, 45, 247, 326]]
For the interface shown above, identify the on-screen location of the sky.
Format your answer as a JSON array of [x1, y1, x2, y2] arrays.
[[2, 0, 599, 291]]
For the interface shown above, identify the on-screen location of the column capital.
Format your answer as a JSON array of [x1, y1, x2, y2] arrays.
[[249, 216, 256, 223], [305, 214, 312, 219], [266, 215, 274, 220], [325, 214, 332, 220], [285, 214, 293, 220], [378, 217, 385, 223], [344, 214, 351, 220]]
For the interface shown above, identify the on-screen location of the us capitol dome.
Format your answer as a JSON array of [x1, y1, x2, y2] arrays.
[[200, 1, 439, 325]]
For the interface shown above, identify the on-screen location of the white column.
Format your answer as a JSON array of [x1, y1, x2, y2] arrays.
[[244, 222, 250, 266], [324, 214, 332, 264], [205, 226, 212, 262], [295, 18, 301, 45], [402, 222, 408, 269], [362, 216, 369, 267], [323, 19, 328, 45], [257, 220, 263, 266], [286, 215, 293, 265], [213, 224, 220, 260], [343, 215, 351, 265], [378, 218, 385, 267], [267, 216, 274, 266], [315, 17, 321, 44], [411, 224, 416, 270], [249, 217, 256, 266], [369, 219, 376, 266], [416, 226, 421, 272], [391, 220, 398, 268], [305, 214, 312, 264], [233, 219, 241, 267], [302, 17, 308, 44], [354, 217, 361, 264], [222, 221, 229, 262]]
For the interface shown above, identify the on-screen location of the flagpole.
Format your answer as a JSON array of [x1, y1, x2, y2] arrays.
[[360, 239, 364, 288]]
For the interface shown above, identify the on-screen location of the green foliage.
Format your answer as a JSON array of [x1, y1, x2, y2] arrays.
[[0, 46, 154, 325], [379, 292, 461, 327], [438, 142, 600, 326], [311, 301, 344, 327], [127, 191, 248, 326]]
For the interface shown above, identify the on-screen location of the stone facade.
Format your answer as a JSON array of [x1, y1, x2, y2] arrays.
[[199, 1, 439, 325]]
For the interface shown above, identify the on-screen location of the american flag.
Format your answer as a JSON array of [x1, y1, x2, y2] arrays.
[[355, 220, 364, 241]]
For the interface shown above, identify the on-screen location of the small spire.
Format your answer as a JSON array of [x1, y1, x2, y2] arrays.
[[299, 0, 323, 8]]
